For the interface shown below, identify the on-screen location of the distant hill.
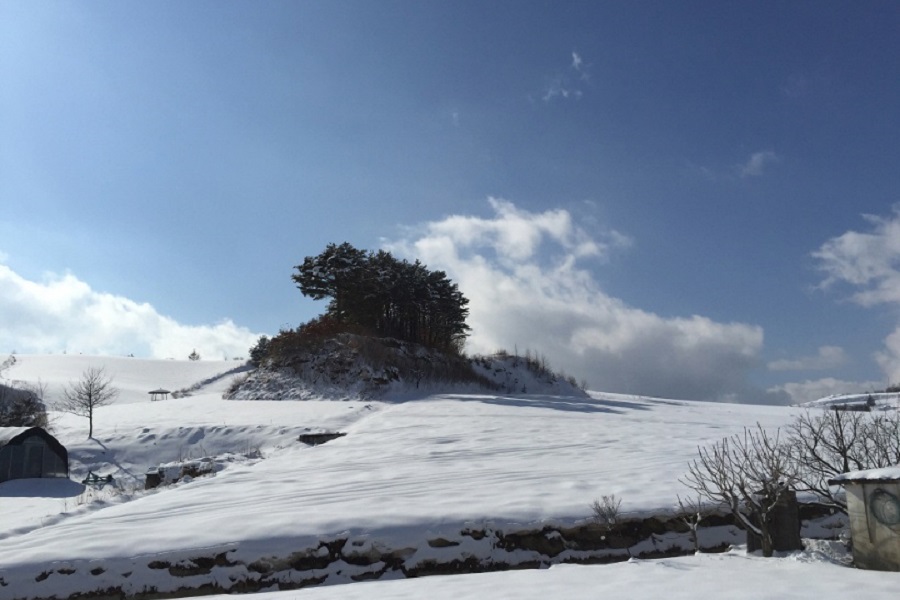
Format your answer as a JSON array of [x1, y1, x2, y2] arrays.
[[801, 391, 900, 411]]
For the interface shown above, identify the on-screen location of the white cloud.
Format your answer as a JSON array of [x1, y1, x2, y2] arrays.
[[0, 264, 261, 360], [386, 198, 765, 401], [875, 326, 900, 385], [814, 206, 900, 306], [767, 345, 847, 372], [738, 151, 779, 178], [767, 377, 884, 405], [813, 206, 900, 386]]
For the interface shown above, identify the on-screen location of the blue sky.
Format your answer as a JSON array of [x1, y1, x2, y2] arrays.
[[3, 1, 900, 403]]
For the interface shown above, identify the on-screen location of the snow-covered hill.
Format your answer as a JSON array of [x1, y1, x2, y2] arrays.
[[0, 353, 881, 600], [800, 391, 900, 411], [229, 334, 586, 401]]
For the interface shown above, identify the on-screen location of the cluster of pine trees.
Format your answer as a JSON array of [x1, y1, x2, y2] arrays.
[[291, 243, 470, 353]]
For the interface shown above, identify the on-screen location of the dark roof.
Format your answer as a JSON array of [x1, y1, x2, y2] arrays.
[[0, 427, 32, 446], [0, 427, 68, 460]]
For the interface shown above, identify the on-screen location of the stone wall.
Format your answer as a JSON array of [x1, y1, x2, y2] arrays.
[[0, 505, 844, 600]]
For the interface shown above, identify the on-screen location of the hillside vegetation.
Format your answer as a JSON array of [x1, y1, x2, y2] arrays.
[[233, 330, 586, 400]]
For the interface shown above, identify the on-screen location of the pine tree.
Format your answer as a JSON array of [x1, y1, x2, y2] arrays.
[[291, 243, 470, 352]]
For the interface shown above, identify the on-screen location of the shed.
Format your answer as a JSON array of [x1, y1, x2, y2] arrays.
[[830, 466, 900, 571], [0, 427, 69, 484]]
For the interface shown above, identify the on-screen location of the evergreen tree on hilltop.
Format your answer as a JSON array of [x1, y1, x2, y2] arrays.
[[292, 243, 470, 353]]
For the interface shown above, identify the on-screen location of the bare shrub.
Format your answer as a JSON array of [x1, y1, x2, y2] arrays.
[[590, 494, 622, 531], [681, 425, 797, 557], [226, 372, 251, 396]]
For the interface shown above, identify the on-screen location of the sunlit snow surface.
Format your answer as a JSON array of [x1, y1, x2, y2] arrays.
[[200, 545, 896, 600], [1, 355, 895, 598]]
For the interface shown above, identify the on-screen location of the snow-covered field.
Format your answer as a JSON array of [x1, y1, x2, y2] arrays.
[[1, 354, 897, 599]]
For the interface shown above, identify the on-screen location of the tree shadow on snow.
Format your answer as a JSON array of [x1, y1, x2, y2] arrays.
[[441, 394, 656, 414]]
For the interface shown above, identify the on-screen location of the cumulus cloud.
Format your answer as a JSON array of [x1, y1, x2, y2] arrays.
[[875, 327, 900, 385], [0, 264, 261, 360], [767, 345, 847, 372], [385, 198, 766, 401], [738, 151, 779, 178], [814, 206, 900, 307], [767, 377, 884, 406], [813, 206, 900, 385]]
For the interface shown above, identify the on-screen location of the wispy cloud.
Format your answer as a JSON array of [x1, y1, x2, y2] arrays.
[[738, 150, 779, 178], [768, 345, 847, 372], [814, 206, 900, 383], [385, 198, 766, 402], [687, 150, 781, 182], [571, 51, 583, 72], [542, 50, 590, 103], [781, 67, 834, 100], [0, 263, 261, 359], [781, 74, 810, 99]]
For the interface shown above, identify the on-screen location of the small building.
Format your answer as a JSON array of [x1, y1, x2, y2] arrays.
[[0, 427, 69, 484], [830, 466, 900, 571], [149, 388, 171, 401]]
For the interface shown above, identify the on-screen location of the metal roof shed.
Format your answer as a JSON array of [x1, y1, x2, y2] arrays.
[[0, 427, 69, 484]]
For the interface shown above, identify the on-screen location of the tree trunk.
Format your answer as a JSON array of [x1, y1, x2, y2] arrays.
[[761, 530, 774, 558]]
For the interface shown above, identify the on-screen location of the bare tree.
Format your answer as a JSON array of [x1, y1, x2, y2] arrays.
[[788, 409, 866, 512], [676, 494, 708, 553], [788, 410, 900, 513], [59, 367, 118, 438], [788, 410, 900, 512], [681, 425, 797, 557], [866, 411, 900, 466]]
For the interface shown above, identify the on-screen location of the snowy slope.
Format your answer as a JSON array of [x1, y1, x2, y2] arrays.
[[0, 354, 869, 599]]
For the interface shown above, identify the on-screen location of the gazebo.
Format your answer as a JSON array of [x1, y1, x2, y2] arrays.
[[148, 388, 171, 402]]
